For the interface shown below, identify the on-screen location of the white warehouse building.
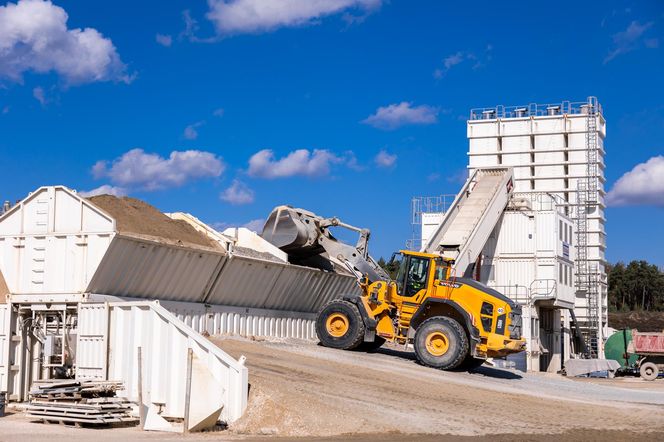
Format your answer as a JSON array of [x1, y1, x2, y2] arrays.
[[417, 97, 606, 370]]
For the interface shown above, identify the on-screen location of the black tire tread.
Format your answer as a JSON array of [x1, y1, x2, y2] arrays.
[[316, 299, 366, 350], [414, 316, 468, 370]]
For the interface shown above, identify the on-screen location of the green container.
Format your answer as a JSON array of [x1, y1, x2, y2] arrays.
[[605, 329, 639, 368]]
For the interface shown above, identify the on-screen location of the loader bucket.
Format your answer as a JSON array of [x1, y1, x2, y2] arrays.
[[261, 206, 322, 256]]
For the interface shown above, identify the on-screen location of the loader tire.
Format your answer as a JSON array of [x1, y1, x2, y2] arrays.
[[640, 362, 659, 381], [316, 299, 365, 350], [414, 316, 468, 370]]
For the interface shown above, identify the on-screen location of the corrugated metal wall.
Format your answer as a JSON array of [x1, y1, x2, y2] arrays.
[[205, 256, 359, 313], [87, 235, 226, 302], [157, 299, 318, 340], [88, 238, 359, 315]]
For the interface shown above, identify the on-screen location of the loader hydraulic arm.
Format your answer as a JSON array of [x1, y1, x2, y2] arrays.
[[261, 205, 390, 283]]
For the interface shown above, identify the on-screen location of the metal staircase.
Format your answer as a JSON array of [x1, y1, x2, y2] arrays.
[[576, 97, 600, 358]]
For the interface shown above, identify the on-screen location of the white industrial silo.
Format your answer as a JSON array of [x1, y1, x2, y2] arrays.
[[467, 97, 607, 360]]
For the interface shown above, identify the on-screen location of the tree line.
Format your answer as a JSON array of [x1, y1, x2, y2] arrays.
[[608, 261, 664, 312], [377, 257, 400, 280]]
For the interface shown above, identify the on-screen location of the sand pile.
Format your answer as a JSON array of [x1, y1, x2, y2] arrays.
[[88, 195, 221, 251]]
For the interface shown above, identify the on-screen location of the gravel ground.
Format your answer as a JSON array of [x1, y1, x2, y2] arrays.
[[2, 336, 663, 441], [216, 336, 664, 438]]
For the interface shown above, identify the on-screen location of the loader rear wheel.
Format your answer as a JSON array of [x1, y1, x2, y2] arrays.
[[414, 316, 468, 370], [640, 362, 659, 381], [316, 300, 365, 350]]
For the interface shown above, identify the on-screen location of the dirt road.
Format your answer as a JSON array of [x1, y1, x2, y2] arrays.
[[2, 336, 663, 441], [217, 336, 664, 438]]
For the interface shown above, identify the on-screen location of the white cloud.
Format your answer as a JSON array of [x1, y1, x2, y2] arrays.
[[78, 184, 127, 198], [213, 108, 224, 117], [362, 102, 439, 130], [183, 121, 205, 140], [443, 52, 465, 70], [433, 47, 492, 79], [606, 156, 664, 207], [220, 179, 255, 205], [179, 9, 201, 42], [248, 148, 342, 178], [0, 0, 131, 85], [344, 150, 363, 171], [605, 21, 656, 63], [93, 148, 225, 191], [155, 33, 173, 47], [206, 0, 382, 35], [32, 86, 46, 106], [374, 150, 396, 168]]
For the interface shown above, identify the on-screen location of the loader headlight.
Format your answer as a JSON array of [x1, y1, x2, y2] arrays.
[[481, 302, 494, 316]]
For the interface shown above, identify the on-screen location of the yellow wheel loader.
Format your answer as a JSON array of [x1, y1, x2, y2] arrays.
[[262, 206, 525, 370]]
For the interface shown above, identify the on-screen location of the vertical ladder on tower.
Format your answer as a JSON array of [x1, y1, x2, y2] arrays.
[[576, 97, 600, 358]]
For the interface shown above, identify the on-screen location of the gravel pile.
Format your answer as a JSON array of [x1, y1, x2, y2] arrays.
[[88, 195, 221, 251]]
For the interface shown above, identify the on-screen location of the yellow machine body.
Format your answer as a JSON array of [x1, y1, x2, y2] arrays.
[[358, 250, 525, 359]]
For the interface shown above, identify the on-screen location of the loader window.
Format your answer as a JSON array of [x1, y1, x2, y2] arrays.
[[403, 256, 430, 297], [434, 258, 451, 281]]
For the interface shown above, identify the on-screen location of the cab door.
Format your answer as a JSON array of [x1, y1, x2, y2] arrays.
[[396, 255, 431, 299]]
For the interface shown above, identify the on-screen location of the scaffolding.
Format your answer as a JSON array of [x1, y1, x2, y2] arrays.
[[469, 99, 603, 120], [407, 195, 455, 250]]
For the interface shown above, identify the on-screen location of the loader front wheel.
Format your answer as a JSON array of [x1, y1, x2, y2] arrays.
[[316, 300, 365, 350], [414, 316, 468, 370]]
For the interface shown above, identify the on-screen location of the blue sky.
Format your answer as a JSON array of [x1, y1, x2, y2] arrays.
[[0, 0, 663, 264]]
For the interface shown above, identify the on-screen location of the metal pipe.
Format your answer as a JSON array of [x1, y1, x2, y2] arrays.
[[183, 348, 193, 434], [138, 347, 145, 430]]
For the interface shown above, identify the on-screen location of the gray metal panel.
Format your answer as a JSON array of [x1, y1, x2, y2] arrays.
[[206, 256, 359, 313], [87, 235, 357, 314], [87, 235, 225, 303]]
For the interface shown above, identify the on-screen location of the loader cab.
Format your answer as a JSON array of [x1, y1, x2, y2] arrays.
[[395, 251, 432, 297]]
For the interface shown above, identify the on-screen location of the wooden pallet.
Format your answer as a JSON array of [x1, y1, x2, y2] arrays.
[[33, 415, 138, 428], [27, 380, 137, 428]]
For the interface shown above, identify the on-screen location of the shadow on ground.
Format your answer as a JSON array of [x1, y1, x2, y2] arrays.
[[369, 346, 523, 379]]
